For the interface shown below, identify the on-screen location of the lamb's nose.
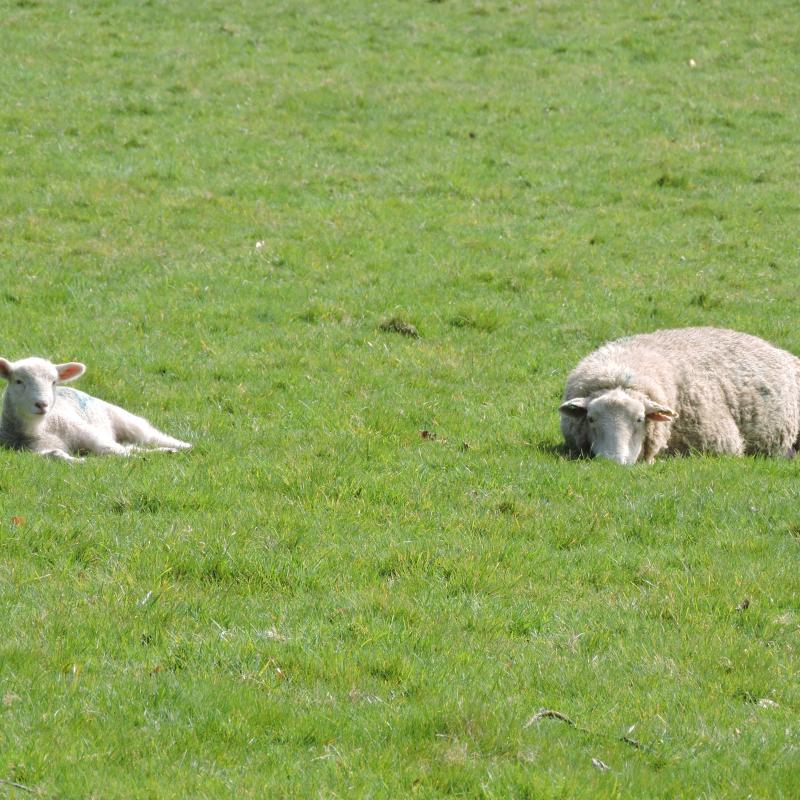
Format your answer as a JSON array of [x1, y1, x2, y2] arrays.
[[35, 401, 48, 411]]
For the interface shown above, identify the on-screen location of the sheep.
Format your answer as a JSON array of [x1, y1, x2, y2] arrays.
[[559, 327, 800, 465], [0, 356, 191, 463]]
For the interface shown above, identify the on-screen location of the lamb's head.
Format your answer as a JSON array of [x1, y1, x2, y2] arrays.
[[0, 357, 86, 424], [560, 387, 677, 465]]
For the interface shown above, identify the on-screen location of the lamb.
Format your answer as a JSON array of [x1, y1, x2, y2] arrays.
[[0, 356, 191, 463], [559, 327, 800, 465]]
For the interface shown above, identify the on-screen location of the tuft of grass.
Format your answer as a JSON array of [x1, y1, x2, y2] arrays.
[[654, 173, 690, 189], [379, 316, 420, 338], [448, 306, 501, 333]]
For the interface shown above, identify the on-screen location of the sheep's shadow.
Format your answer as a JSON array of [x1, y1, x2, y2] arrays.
[[531, 439, 799, 462], [527, 439, 590, 461]]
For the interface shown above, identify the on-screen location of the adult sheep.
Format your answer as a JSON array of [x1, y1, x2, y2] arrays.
[[0, 356, 191, 463], [559, 327, 800, 465]]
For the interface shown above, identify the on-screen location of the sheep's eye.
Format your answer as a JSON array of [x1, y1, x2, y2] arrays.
[[587, 415, 595, 423], [14, 379, 22, 385], [637, 416, 645, 423]]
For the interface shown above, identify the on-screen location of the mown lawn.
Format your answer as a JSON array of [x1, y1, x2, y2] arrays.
[[1, 1, 800, 797]]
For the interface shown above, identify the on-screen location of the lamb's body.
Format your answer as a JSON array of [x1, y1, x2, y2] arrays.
[[0, 357, 190, 463], [561, 327, 800, 463]]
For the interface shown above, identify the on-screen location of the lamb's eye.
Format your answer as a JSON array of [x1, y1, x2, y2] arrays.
[[14, 379, 22, 385], [587, 415, 595, 423], [637, 416, 645, 423]]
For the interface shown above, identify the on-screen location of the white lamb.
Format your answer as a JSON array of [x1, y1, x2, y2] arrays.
[[559, 327, 800, 465], [0, 357, 191, 463]]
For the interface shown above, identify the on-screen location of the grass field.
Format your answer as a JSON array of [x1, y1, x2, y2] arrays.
[[2, 0, 800, 796]]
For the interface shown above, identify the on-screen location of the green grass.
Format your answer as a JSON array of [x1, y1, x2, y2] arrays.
[[2, 0, 800, 796]]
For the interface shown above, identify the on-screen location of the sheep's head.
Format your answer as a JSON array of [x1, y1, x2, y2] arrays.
[[560, 387, 677, 465], [0, 357, 85, 423]]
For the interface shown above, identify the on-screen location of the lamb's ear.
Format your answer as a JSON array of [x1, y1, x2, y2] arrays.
[[0, 359, 12, 381], [55, 362, 86, 383], [559, 397, 589, 418], [644, 399, 678, 422]]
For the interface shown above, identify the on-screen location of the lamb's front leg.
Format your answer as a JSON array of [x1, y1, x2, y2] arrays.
[[39, 448, 85, 463], [83, 436, 136, 457], [71, 426, 135, 457], [74, 428, 170, 457], [34, 431, 85, 463]]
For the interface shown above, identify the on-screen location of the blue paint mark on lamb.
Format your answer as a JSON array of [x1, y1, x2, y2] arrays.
[[58, 387, 94, 419]]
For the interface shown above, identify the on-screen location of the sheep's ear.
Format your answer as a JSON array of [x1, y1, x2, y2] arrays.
[[559, 397, 589, 418], [644, 399, 678, 422], [55, 362, 86, 383], [0, 359, 12, 381]]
